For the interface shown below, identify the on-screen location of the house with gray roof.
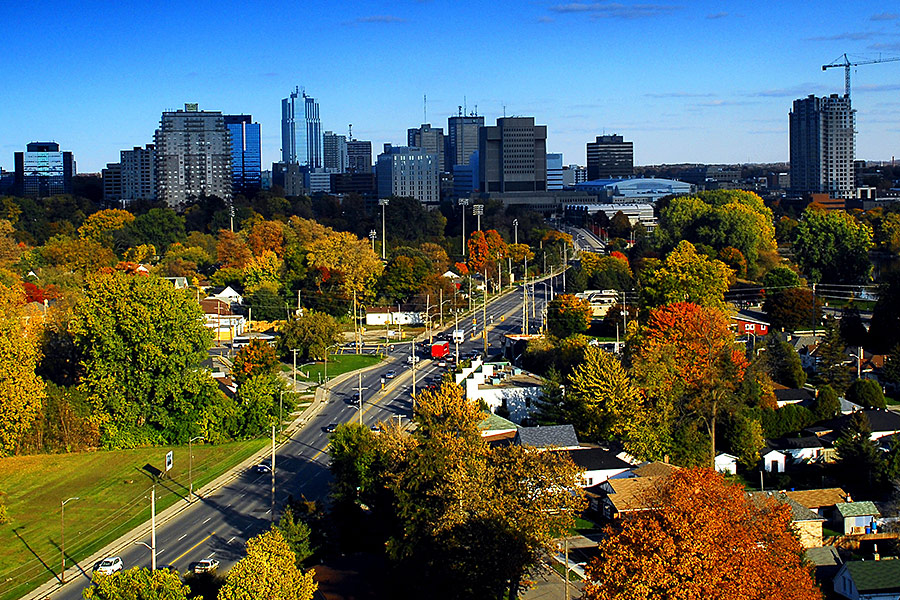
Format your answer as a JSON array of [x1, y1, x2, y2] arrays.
[[834, 559, 900, 600], [514, 424, 580, 450]]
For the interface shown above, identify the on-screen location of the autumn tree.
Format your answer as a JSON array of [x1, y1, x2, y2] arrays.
[[566, 346, 641, 442], [634, 302, 748, 467], [0, 280, 45, 456], [218, 529, 316, 600], [84, 567, 196, 600], [232, 340, 279, 384], [640, 241, 732, 310], [546, 294, 592, 338], [466, 230, 490, 273], [305, 230, 383, 299], [277, 311, 340, 362], [793, 206, 873, 284], [69, 270, 216, 447], [216, 229, 253, 269], [763, 287, 820, 332], [583, 468, 821, 600], [77, 208, 135, 246]]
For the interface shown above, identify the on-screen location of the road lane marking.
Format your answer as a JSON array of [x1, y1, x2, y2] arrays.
[[227, 536, 236, 543], [170, 531, 215, 565], [202, 517, 211, 524], [178, 534, 187, 540]]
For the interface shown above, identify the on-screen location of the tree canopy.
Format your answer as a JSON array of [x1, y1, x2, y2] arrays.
[[792, 206, 873, 284], [218, 529, 317, 600]]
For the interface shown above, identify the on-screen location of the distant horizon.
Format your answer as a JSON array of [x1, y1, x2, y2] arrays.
[[2, 1, 898, 173]]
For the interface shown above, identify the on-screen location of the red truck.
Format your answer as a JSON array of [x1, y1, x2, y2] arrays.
[[431, 340, 450, 359]]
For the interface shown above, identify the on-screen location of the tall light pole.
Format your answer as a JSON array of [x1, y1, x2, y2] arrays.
[[459, 198, 469, 255], [368, 229, 376, 253], [379, 199, 389, 260], [513, 218, 518, 245], [60, 497, 80, 583], [188, 436, 204, 502], [133, 486, 157, 571], [473, 204, 484, 231]]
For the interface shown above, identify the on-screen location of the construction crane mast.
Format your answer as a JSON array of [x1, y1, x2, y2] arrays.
[[822, 53, 900, 99]]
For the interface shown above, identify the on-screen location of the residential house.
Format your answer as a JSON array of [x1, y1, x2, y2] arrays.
[[748, 490, 825, 549], [805, 546, 842, 587], [478, 412, 518, 446], [364, 306, 425, 327], [206, 285, 243, 307], [773, 385, 816, 408], [786, 488, 851, 528], [819, 410, 900, 442], [596, 461, 680, 519], [835, 502, 881, 535], [834, 559, 900, 600], [567, 447, 633, 487], [732, 310, 770, 336], [761, 448, 787, 473], [513, 424, 581, 450], [714, 453, 738, 475], [200, 298, 246, 343], [767, 436, 830, 464]]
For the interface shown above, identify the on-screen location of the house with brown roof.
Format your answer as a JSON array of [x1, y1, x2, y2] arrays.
[[786, 488, 850, 528], [748, 490, 825, 549]]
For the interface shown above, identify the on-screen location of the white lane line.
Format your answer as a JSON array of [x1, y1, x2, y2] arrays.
[[202, 517, 211, 524], [157, 548, 165, 554], [227, 536, 236, 543], [265, 509, 271, 514], [207, 552, 216, 558], [178, 534, 187, 541]]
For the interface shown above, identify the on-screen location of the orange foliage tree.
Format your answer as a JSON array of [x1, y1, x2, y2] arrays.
[[583, 467, 821, 600], [232, 339, 280, 384], [466, 231, 490, 273], [635, 302, 748, 466]]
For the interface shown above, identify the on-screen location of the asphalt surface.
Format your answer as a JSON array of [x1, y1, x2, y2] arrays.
[[50, 274, 562, 600]]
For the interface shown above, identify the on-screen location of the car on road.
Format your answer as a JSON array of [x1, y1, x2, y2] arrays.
[[94, 556, 123, 575], [193, 558, 220, 574], [324, 423, 338, 433], [406, 355, 420, 364], [370, 423, 382, 432], [437, 360, 447, 368], [255, 461, 271, 474], [384, 370, 396, 379]]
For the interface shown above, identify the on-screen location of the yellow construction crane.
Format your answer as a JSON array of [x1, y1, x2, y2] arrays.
[[822, 53, 900, 99]]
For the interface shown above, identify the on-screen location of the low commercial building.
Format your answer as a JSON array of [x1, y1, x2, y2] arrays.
[[575, 177, 693, 203], [454, 359, 543, 424]]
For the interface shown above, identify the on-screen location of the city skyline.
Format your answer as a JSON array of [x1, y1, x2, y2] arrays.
[[2, 0, 899, 174]]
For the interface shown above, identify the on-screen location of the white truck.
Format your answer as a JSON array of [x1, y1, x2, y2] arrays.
[[452, 329, 465, 343]]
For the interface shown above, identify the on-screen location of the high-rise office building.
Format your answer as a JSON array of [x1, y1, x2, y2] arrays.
[[347, 140, 373, 173], [546, 153, 563, 190], [102, 162, 123, 204], [14, 142, 75, 198], [323, 131, 349, 173], [154, 104, 232, 207], [478, 117, 547, 193], [586, 134, 633, 180], [447, 114, 484, 171], [376, 145, 440, 205], [281, 88, 322, 168], [407, 124, 445, 172], [789, 94, 855, 199], [224, 115, 261, 194]]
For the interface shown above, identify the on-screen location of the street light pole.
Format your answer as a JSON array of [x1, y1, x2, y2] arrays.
[[151, 485, 156, 571], [459, 198, 469, 255], [379, 198, 389, 260], [473, 204, 484, 232], [368, 229, 376, 253], [60, 497, 80, 583], [513, 218, 518, 245], [188, 436, 204, 502]]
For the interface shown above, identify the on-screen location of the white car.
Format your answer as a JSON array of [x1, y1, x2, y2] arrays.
[[94, 556, 123, 575], [194, 558, 220, 574]]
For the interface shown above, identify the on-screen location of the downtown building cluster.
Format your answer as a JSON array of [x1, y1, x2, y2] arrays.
[[0, 88, 874, 214]]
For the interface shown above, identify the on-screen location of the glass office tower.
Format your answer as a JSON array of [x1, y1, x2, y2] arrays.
[[224, 115, 261, 194]]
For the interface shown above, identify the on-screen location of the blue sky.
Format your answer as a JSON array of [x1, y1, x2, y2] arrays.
[[2, 1, 899, 173]]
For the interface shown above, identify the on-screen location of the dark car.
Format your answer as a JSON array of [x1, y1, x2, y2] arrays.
[[324, 423, 338, 433], [255, 461, 271, 474]]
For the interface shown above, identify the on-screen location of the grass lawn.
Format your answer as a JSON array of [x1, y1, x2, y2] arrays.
[[289, 354, 382, 385], [0, 438, 267, 600]]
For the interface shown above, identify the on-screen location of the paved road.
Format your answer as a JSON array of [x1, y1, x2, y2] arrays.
[[48, 275, 561, 600]]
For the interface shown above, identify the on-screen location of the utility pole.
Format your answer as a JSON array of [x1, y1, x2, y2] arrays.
[[292, 348, 299, 389], [357, 371, 366, 425], [513, 218, 518, 245], [473, 204, 484, 231], [411, 340, 417, 410], [189, 436, 204, 501], [439, 289, 443, 328], [60, 497, 80, 583], [151, 486, 157, 571], [523, 255, 528, 335], [459, 198, 469, 255], [271, 425, 276, 525], [426, 294, 431, 343], [353, 290, 360, 353], [483, 270, 488, 354], [379, 198, 389, 260], [564, 537, 571, 600]]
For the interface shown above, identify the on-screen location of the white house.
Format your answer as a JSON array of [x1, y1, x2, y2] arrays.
[[761, 448, 786, 473], [206, 285, 243, 307], [714, 453, 738, 475], [568, 447, 634, 487]]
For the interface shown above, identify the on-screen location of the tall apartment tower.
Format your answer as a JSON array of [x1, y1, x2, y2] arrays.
[[789, 94, 855, 199], [407, 124, 445, 172], [347, 140, 373, 173], [586, 134, 633, 180], [224, 115, 261, 194], [281, 88, 322, 168], [154, 104, 232, 207], [323, 131, 349, 173], [447, 114, 484, 171], [478, 117, 547, 193], [14, 142, 75, 197], [103, 144, 157, 205], [376, 145, 440, 206]]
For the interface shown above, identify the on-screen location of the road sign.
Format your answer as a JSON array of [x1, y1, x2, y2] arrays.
[[165, 451, 173, 472]]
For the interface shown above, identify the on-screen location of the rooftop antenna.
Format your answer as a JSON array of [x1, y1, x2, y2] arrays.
[[474, 104, 478, 116], [348, 124, 353, 140], [424, 94, 427, 124], [503, 103, 506, 118], [458, 105, 463, 117], [464, 95, 467, 116]]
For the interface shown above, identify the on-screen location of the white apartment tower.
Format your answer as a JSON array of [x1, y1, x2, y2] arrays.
[[790, 94, 855, 199]]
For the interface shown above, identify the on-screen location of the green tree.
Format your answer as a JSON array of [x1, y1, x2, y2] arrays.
[[840, 304, 868, 349], [84, 567, 195, 600], [818, 320, 853, 393], [245, 285, 288, 322], [763, 287, 820, 332], [765, 335, 807, 388], [533, 369, 569, 425], [846, 379, 886, 409], [276, 311, 341, 362], [218, 529, 317, 600], [546, 294, 592, 338], [792, 206, 873, 284], [835, 411, 886, 493], [69, 271, 216, 447], [762, 265, 802, 292], [236, 373, 286, 438], [124, 208, 187, 254], [640, 241, 732, 309], [812, 385, 841, 421], [566, 346, 641, 442], [328, 422, 379, 509], [869, 270, 900, 352], [276, 506, 313, 567]]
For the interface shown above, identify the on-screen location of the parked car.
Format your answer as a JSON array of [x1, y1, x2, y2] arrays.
[[193, 558, 220, 574], [94, 557, 123, 575], [370, 423, 382, 432]]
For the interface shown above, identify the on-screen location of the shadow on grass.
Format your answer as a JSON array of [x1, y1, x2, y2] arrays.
[[11, 526, 57, 583]]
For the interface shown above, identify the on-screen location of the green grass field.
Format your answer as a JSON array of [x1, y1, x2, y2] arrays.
[[290, 353, 382, 385], [0, 439, 267, 600]]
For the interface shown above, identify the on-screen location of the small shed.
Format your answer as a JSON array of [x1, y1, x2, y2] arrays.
[[835, 501, 881, 536], [761, 448, 786, 473], [714, 453, 738, 475]]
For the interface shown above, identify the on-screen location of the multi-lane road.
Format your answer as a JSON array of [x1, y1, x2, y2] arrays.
[[48, 274, 561, 600]]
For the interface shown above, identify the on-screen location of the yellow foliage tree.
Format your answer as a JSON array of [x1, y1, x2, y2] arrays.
[[218, 529, 317, 600], [306, 231, 383, 298], [77, 209, 136, 245]]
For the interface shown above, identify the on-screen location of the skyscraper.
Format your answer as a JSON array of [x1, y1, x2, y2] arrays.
[[376, 145, 440, 206], [224, 115, 262, 194], [789, 94, 855, 199], [447, 114, 484, 171], [347, 139, 373, 174], [323, 131, 349, 173], [546, 153, 564, 190], [154, 104, 232, 207], [14, 142, 75, 197], [586, 134, 633, 180], [102, 145, 157, 205], [281, 87, 322, 168], [478, 117, 547, 193], [407, 124, 445, 172]]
